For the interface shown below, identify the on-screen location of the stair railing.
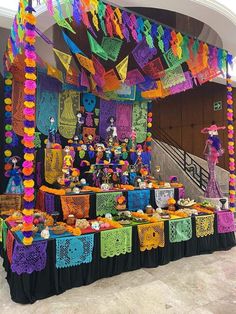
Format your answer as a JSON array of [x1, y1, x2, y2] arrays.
[[152, 127, 209, 192]]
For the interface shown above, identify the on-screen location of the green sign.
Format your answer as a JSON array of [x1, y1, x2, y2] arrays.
[[213, 101, 222, 111]]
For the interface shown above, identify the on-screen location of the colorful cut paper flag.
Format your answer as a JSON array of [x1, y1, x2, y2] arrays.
[[132, 39, 157, 68], [47, 63, 64, 82], [62, 31, 85, 55], [103, 69, 121, 92], [161, 65, 185, 89], [53, 48, 72, 72], [76, 54, 95, 75], [116, 56, 129, 82], [101, 37, 123, 62], [125, 69, 145, 86], [80, 69, 90, 88], [87, 31, 108, 60], [53, 8, 75, 34], [143, 57, 164, 79]]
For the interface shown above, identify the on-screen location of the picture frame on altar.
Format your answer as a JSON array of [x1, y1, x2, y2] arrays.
[[155, 188, 175, 208]]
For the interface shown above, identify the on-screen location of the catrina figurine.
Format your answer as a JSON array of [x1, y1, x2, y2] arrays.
[[74, 111, 85, 140], [106, 116, 118, 146], [5, 156, 24, 194], [47, 116, 57, 148]]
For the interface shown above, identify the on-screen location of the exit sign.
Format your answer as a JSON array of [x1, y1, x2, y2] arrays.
[[213, 101, 222, 111]]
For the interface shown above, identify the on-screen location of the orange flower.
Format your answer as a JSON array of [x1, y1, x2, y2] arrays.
[[167, 198, 176, 205], [24, 88, 36, 95], [22, 223, 33, 231], [117, 195, 126, 204], [40, 185, 66, 195], [24, 141, 35, 148], [5, 105, 12, 112], [25, 13, 36, 24], [25, 115, 35, 121], [23, 194, 35, 202], [22, 167, 33, 176], [4, 164, 12, 171]]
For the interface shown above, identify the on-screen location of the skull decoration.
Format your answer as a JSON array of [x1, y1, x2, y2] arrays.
[[83, 93, 96, 112]]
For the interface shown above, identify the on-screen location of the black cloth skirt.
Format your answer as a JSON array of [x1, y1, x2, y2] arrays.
[[1, 216, 235, 304]]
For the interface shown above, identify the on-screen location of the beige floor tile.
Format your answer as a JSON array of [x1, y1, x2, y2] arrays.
[[1, 246, 236, 314]]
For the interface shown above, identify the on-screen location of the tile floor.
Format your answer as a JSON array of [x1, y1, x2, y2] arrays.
[[1, 247, 236, 314]]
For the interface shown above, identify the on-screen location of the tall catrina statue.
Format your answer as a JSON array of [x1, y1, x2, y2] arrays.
[[5, 156, 24, 194], [74, 111, 85, 140], [201, 124, 225, 198]]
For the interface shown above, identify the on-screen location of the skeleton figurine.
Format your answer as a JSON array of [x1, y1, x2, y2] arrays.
[[47, 116, 57, 148], [106, 116, 117, 146], [74, 111, 85, 140]]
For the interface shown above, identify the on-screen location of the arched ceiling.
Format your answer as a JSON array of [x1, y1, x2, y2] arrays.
[[1, 0, 236, 55]]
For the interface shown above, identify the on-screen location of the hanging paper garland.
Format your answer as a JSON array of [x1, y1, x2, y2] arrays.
[[226, 66, 235, 211], [146, 105, 153, 152], [22, 4, 37, 246], [3, 72, 13, 174]]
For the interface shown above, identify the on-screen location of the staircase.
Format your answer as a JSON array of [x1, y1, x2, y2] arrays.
[[151, 127, 229, 199]]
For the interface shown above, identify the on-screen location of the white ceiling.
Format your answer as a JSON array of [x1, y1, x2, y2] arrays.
[[1, 0, 236, 53]]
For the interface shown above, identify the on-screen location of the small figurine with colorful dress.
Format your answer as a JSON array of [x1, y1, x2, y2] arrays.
[[5, 156, 24, 194], [63, 146, 74, 169]]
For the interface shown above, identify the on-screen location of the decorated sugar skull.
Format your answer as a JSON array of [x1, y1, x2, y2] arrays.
[[72, 187, 80, 194], [81, 144, 87, 151], [91, 221, 100, 230], [80, 178, 87, 186], [83, 93, 96, 112], [105, 213, 112, 220]]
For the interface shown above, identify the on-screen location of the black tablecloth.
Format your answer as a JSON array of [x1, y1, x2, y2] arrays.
[[1, 216, 235, 304]]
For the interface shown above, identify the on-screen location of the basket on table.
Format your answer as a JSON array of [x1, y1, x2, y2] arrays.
[[0, 194, 22, 213]]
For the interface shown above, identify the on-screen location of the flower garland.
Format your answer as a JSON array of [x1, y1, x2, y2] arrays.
[[226, 70, 235, 211], [22, 4, 37, 245], [3, 72, 13, 174], [146, 105, 152, 152]]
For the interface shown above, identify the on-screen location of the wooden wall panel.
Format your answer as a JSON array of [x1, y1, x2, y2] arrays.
[[152, 82, 235, 170]]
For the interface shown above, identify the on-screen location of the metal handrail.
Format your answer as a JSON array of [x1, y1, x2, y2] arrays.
[[152, 127, 209, 191]]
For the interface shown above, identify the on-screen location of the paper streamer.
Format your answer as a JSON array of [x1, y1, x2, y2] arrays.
[[58, 90, 80, 139]]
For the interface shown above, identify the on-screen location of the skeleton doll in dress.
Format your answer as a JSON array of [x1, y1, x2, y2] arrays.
[[201, 124, 225, 198], [106, 116, 118, 146]]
